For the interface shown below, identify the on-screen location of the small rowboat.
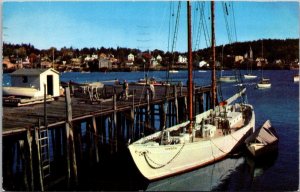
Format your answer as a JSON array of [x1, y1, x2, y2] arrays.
[[3, 86, 44, 98], [245, 120, 278, 157]]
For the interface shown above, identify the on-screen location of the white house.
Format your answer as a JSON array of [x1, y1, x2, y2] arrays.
[[235, 55, 244, 63], [10, 68, 60, 97], [178, 55, 187, 63], [128, 53, 135, 62], [199, 60, 209, 68], [150, 57, 158, 67], [156, 55, 162, 62]]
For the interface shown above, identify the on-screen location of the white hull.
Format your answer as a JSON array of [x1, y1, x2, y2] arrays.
[[169, 70, 179, 73], [244, 74, 257, 79], [129, 103, 255, 180], [256, 83, 271, 89], [219, 76, 236, 83], [3, 87, 44, 98]]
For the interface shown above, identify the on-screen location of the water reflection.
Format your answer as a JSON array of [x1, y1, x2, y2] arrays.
[[246, 151, 279, 180], [146, 157, 245, 191], [145, 152, 278, 191]]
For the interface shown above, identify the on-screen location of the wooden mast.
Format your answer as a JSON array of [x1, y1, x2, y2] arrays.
[[211, 1, 217, 109], [187, 0, 193, 133]]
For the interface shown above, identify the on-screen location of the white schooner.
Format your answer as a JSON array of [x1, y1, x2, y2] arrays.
[[128, 1, 255, 181]]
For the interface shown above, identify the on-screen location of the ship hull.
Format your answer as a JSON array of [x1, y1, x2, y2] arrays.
[[129, 104, 255, 180]]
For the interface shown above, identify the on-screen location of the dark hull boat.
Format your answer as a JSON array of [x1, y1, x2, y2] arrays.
[[245, 120, 278, 157]]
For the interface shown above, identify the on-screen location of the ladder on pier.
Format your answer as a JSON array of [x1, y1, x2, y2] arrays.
[[38, 126, 51, 179], [36, 119, 51, 189]]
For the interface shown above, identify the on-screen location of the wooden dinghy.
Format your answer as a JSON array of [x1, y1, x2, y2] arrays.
[[245, 120, 278, 157]]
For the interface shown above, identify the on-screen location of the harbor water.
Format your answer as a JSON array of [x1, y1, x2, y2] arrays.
[[3, 70, 299, 191]]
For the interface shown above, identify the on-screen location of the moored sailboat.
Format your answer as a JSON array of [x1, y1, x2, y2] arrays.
[[128, 1, 255, 181], [244, 46, 257, 79], [256, 40, 271, 89]]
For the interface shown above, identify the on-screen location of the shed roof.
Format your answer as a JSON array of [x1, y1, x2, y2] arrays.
[[10, 68, 59, 76]]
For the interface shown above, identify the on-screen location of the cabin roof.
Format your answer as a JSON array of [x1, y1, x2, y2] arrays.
[[10, 68, 59, 76]]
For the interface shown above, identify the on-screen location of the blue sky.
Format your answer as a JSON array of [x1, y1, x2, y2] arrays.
[[2, 1, 299, 52]]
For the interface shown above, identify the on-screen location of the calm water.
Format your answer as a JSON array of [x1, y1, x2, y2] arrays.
[[3, 70, 299, 191]]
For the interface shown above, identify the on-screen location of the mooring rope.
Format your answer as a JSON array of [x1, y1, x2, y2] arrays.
[[210, 138, 228, 154], [143, 143, 185, 169]]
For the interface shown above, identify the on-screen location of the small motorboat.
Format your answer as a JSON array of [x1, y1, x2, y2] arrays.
[[256, 78, 271, 89], [293, 74, 299, 82], [244, 74, 257, 79], [218, 75, 236, 83], [245, 120, 278, 157], [169, 69, 179, 73]]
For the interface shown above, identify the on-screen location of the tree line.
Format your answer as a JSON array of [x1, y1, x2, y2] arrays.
[[3, 38, 299, 69]]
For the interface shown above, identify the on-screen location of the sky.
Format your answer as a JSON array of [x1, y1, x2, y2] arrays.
[[2, 1, 299, 52]]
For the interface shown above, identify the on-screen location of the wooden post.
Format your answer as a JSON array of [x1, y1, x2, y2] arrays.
[[130, 90, 135, 140], [206, 92, 210, 111], [193, 83, 196, 116], [168, 100, 172, 126], [19, 140, 29, 190], [92, 117, 99, 163], [145, 89, 150, 135], [160, 102, 167, 130], [26, 128, 34, 190], [199, 93, 204, 113], [35, 120, 44, 191], [86, 121, 93, 163], [3, 140, 14, 190], [140, 108, 144, 137], [135, 108, 140, 140], [150, 105, 155, 131], [113, 92, 117, 152], [101, 116, 106, 145], [184, 96, 188, 121], [174, 85, 179, 124], [108, 116, 113, 154], [64, 87, 78, 186]]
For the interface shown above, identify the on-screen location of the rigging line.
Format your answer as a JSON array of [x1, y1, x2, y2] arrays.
[[200, 2, 211, 48], [171, 2, 181, 53], [169, 1, 181, 83], [167, 2, 172, 52], [194, 2, 202, 50], [166, 2, 174, 81], [193, 2, 202, 50], [222, 2, 233, 44], [230, 2, 238, 42]]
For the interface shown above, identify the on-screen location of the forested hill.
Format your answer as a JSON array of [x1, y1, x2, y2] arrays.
[[196, 38, 299, 64], [3, 38, 299, 67]]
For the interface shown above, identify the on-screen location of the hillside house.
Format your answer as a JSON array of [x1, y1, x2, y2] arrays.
[[178, 55, 187, 63], [128, 53, 135, 62]]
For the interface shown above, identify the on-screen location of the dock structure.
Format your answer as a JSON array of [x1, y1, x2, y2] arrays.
[[2, 83, 212, 191]]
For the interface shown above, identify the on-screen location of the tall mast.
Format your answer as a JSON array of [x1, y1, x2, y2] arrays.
[[187, 0, 193, 133], [211, 1, 216, 109]]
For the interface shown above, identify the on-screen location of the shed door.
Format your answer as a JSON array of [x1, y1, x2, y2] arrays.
[[47, 75, 54, 95]]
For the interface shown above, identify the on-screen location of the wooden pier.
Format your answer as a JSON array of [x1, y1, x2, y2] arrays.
[[2, 83, 212, 190]]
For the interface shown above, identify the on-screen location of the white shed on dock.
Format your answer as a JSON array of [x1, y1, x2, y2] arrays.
[[10, 68, 60, 97]]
